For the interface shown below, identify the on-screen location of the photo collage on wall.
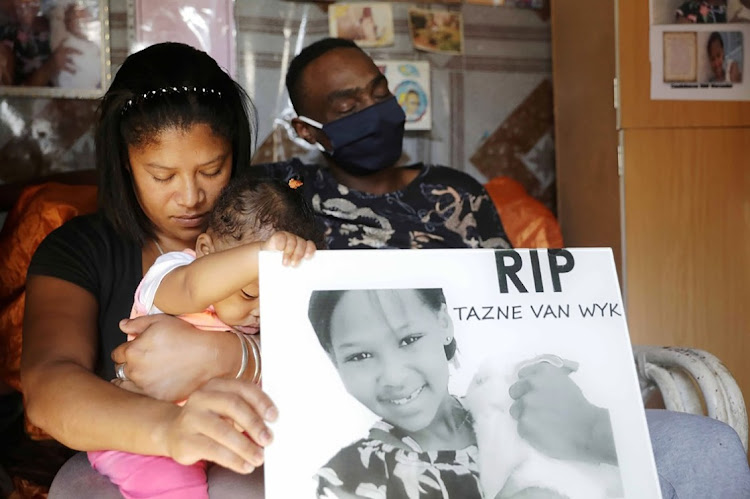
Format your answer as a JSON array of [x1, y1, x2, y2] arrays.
[[650, 0, 750, 100]]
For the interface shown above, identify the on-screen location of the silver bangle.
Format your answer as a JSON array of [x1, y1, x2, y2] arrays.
[[243, 334, 262, 384], [234, 330, 249, 379]]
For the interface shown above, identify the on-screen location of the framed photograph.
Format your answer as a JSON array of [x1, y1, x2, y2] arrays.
[[376, 59, 432, 131], [651, 24, 749, 99], [651, 0, 729, 25], [260, 248, 663, 498], [328, 2, 395, 48], [128, 0, 236, 77], [663, 31, 698, 82], [407, 7, 464, 55], [0, 0, 110, 98]]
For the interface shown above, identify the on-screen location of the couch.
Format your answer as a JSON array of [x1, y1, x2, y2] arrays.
[[0, 175, 746, 498]]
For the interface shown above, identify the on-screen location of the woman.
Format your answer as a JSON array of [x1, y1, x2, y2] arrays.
[[21, 42, 274, 497]]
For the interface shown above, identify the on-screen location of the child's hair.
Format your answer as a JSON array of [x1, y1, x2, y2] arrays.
[[207, 173, 326, 249], [307, 288, 456, 360], [96, 42, 257, 244]]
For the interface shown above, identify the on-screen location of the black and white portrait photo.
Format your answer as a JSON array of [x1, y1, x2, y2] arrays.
[[259, 249, 661, 498]]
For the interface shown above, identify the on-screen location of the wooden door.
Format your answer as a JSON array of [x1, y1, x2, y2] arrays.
[[551, 0, 622, 280], [618, 1, 750, 398]]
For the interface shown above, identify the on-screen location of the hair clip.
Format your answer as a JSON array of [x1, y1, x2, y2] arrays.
[[121, 86, 223, 115], [288, 177, 304, 189]]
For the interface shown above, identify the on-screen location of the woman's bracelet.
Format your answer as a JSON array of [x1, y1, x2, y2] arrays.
[[243, 334, 262, 385], [233, 330, 249, 379]]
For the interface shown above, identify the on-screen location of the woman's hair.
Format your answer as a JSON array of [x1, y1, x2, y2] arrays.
[[207, 173, 326, 249], [708, 31, 724, 52], [308, 288, 457, 360], [96, 42, 257, 244]]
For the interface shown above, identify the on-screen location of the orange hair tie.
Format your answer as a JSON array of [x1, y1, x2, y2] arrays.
[[288, 178, 303, 189]]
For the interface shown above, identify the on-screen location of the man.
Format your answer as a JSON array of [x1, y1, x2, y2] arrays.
[[260, 37, 510, 250], [260, 37, 750, 499]]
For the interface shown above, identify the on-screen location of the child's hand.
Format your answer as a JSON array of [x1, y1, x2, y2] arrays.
[[262, 231, 316, 266]]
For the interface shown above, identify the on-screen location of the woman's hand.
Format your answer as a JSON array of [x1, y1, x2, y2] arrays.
[[159, 377, 278, 474], [262, 231, 316, 266], [508, 360, 617, 465], [113, 314, 240, 401]]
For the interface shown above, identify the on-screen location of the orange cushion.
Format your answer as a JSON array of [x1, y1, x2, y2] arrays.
[[484, 176, 563, 249], [0, 182, 97, 392]]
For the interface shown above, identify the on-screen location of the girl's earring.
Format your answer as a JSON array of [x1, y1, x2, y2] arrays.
[[444, 336, 453, 345]]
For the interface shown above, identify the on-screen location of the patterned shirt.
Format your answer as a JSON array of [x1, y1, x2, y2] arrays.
[[256, 159, 511, 250], [316, 420, 482, 499]]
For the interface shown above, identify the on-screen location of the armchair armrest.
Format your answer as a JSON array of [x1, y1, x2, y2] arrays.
[[633, 345, 748, 451]]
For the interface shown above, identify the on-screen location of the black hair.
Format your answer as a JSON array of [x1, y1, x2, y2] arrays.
[[307, 288, 457, 360], [207, 173, 326, 249], [96, 42, 257, 244], [285, 37, 363, 115], [708, 31, 724, 53]]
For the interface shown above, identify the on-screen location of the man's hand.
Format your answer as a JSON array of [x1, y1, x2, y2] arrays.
[[509, 360, 617, 465]]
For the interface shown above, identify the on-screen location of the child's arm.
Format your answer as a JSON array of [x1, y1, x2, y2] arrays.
[[154, 231, 315, 315]]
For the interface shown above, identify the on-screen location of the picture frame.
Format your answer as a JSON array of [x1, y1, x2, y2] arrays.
[[328, 2, 395, 48], [127, 0, 236, 77], [0, 0, 111, 98], [663, 31, 698, 82], [407, 7, 464, 55]]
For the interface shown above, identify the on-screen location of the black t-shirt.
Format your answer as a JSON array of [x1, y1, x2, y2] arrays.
[[257, 159, 511, 250], [27, 212, 142, 380]]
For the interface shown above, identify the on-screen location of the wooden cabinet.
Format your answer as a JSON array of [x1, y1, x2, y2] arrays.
[[552, 0, 750, 400]]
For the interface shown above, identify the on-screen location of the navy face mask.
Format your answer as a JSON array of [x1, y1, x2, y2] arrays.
[[298, 96, 406, 176]]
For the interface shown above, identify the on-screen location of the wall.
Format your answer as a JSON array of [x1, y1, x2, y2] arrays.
[[0, 1, 555, 210]]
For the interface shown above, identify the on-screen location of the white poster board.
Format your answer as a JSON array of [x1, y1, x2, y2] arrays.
[[259, 248, 662, 499]]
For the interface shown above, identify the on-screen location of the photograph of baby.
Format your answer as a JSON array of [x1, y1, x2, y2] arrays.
[[328, 2, 394, 48], [308, 288, 623, 499], [0, 0, 107, 96], [407, 7, 463, 55]]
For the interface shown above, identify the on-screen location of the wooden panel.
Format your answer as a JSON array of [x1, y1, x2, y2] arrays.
[[617, 0, 750, 129], [551, 0, 622, 280], [624, 127, 750, 399]]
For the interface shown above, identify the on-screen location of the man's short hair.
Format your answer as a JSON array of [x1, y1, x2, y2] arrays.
[[285, 37, 363, 115]]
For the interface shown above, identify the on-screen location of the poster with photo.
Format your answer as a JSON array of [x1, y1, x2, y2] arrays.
[[651, 24, 748, 99], [650, 0, 750, 99], [375, 59, 431, 131], [328, 2, 394, 48], [260, 248, 663, 498], [407, 7, 463, 55], [0, 0, 110, 98]]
